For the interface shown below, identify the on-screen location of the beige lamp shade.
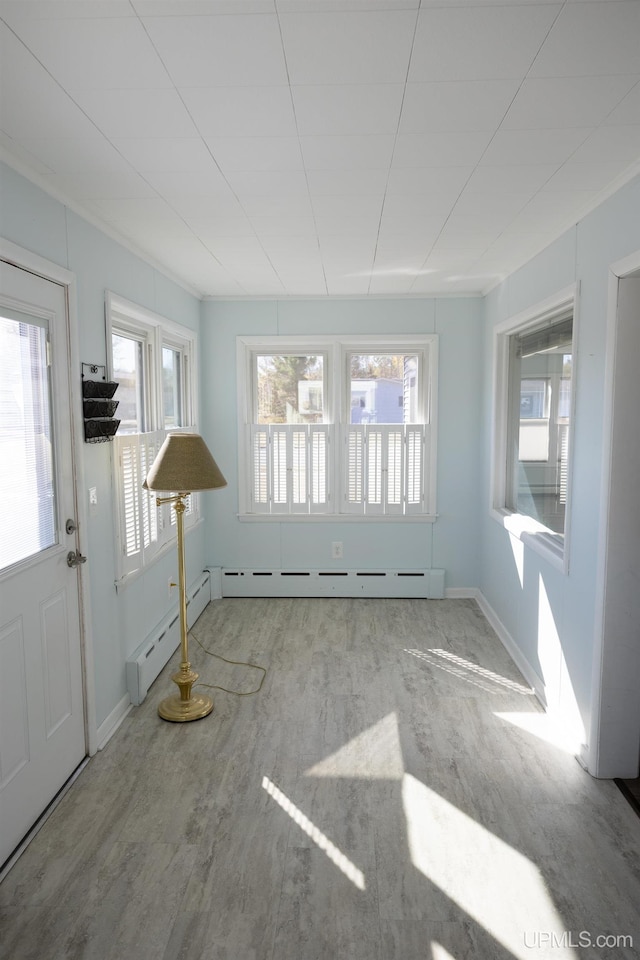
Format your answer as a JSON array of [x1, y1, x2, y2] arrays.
[[143, 433, 227, 493]]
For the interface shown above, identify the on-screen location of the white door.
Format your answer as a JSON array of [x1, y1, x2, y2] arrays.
[[0, 259, 86, 868]]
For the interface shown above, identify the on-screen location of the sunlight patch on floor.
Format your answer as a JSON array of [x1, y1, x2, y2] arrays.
[[494, 712, 581, 755], [405, 648, 533, 696], [262, 776, 366, 891], [430, 944, 458, 960], [402, 774, 577, 960], [303, 712, 404, 780]]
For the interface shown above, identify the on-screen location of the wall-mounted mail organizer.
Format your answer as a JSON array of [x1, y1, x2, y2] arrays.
[[81, 363, 120, 443]]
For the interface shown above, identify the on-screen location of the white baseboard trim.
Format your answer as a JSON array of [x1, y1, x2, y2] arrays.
[[96, 695, 133, 751], [475, 590, 547, 709], [445, 587, 480, 599]]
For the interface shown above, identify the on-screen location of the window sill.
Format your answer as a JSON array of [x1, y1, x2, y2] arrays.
[[238, 513, 438, 523], [490, 508, 566, 573]]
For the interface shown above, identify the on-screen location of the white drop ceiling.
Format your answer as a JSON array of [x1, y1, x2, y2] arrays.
[[1, 0, 639, 298]]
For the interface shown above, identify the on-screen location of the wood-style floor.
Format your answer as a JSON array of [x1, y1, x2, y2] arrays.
[[1, 598, 639, 960]]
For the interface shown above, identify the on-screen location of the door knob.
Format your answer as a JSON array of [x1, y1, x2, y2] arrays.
[[67, 550, 87, 568]]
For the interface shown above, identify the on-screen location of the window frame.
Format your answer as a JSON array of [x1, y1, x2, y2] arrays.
[[237, 334, 438, 521], [491, 284, 578, 572], [106, 293, 198, 585]]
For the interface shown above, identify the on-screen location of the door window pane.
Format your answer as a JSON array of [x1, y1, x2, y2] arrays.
[[0, 315, 56, 570], [349, 354, 418, 424]]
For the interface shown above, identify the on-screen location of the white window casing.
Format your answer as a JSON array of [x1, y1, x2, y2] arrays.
[[238, 334, 438, 521], [491, 283, 578, 572], [106, 293, 198, 584]]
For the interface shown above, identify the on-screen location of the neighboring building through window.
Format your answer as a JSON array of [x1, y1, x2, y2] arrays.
[[492, 287, 576, 567], [237, 335, 438, 519], [107, 293, 197, 581]]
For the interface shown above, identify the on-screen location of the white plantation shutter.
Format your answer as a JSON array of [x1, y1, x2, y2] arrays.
[[344, 424, 425, 516], [250, 423, 331, 514], [346, 426, 365, 511], [405, 426, 426, 514], [251, 426, 269, 511], [309, 425, 330, 513], [272, 428, 289, 513], [115, 430, 164, 575], [114, 429, 200, 577]]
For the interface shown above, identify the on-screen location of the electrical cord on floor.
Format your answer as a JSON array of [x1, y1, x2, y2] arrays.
[[190, 629, 267, 697]]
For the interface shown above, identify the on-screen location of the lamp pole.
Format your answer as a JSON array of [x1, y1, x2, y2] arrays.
[[155, 493, 214, 722]]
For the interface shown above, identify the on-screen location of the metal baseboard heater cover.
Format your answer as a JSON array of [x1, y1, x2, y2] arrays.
[[126, 570, 211, 706], [221, 568, 445, 599]]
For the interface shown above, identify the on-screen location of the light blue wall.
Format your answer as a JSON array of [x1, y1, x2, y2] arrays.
[[0, 162, 204, 730], [200, 295, 483, 586], [480, 175, 640, 748]]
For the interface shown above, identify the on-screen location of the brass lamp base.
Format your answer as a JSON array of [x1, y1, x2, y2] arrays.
[[158, 665, 214, 722]]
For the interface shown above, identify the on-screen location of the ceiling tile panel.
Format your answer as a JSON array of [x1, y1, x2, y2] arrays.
[[39, 169, 156, 199], [291, 84, 405, 136], [0, 24, 98, 139], [540, 160, 635, 193], [134, 2, 274, 14], [385, 166, 473, 197], [250, 216, 318, 238], [409, 4, 562, 81], [306, 169, 389, 197], [14, 136, 138, 174], [604, 81, 640, 126], [8, 16, 170, 89], [392, 132, 493, 168], [180, 86, 297, 137], [569, 125, 640, 164], [279, 10, 416, 84], [141, 167, 233, 198], [70, 88, 199, 138], [0, 2, 135, 25], [399, 81, 520, 134], [111, 138, 217, 173], [239, 195, 314, 217], [530, 1, 640, 78], [502, 76, 639, 130], [463, 164, 558, 195], [299, 135, 395, 170], [186, 217, 256, 239], [480, 128, 593, 166], [223, 170, 310, 199], [143, 13, 288, 86], [205, 137, 303, 173]]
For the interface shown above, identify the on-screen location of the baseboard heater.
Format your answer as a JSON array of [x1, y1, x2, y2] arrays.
[[126, 570, 212, 706], [221, 568, 445, 599]]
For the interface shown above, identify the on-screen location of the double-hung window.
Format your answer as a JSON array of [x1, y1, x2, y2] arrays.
[[492, 285, 577, 569], [238, 335, 437, 520], [107, 293, 197, 582]]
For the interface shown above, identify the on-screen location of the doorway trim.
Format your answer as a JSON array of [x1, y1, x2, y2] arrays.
[[588, 248, 640, 778], [0, 236, 98, 756]]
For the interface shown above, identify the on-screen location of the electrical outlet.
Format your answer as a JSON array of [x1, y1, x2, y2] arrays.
[[332, 541, 343, 559]]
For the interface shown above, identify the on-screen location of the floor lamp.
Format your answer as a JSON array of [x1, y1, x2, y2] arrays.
[[143, 432, 227, 722]]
